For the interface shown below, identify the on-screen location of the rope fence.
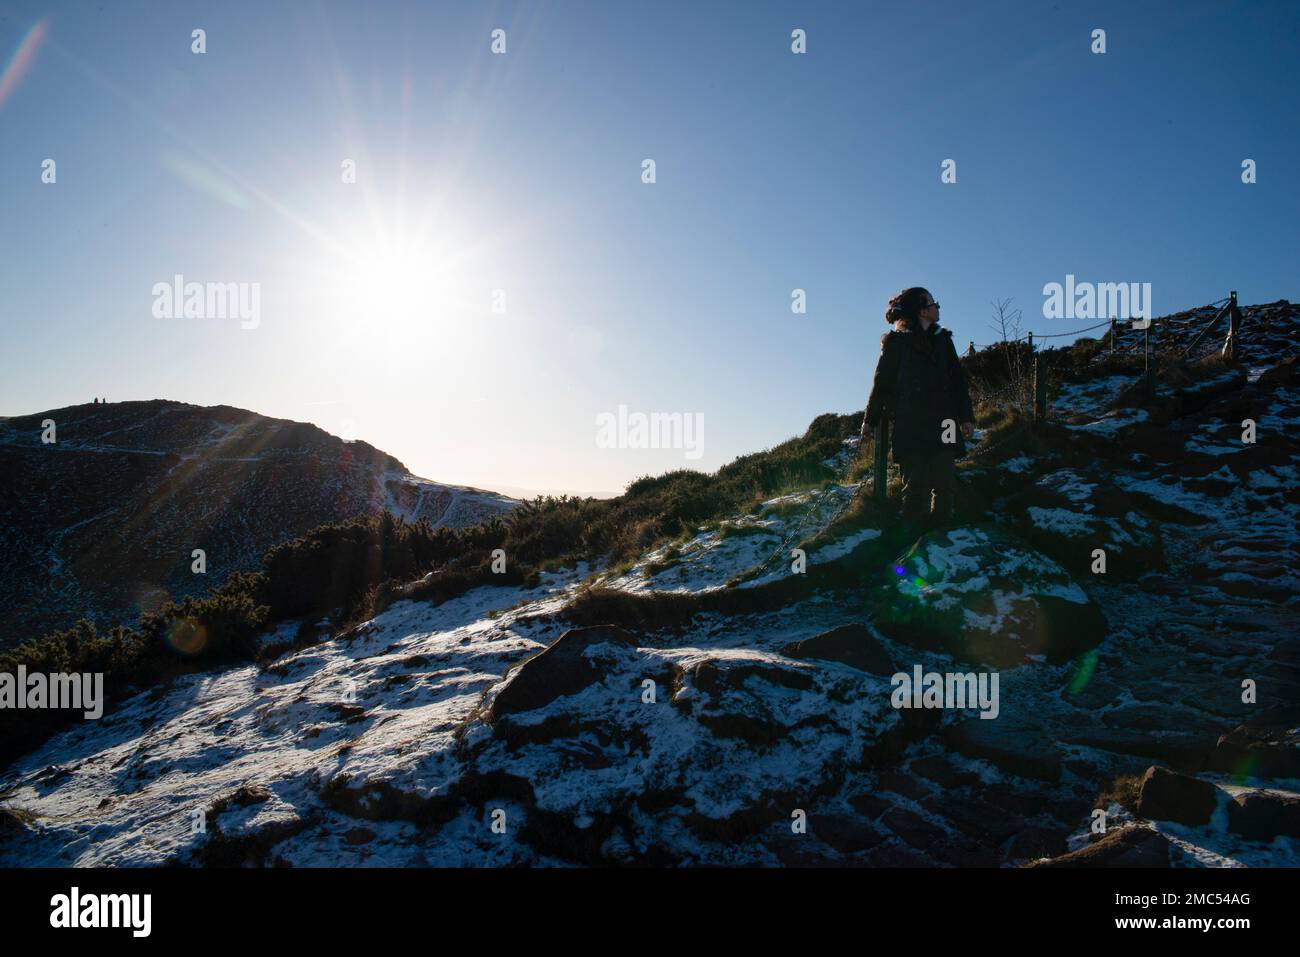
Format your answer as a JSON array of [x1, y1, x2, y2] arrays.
[[1032, 319, 1114, 340], [969, 319, 1114, 350], [967, 301, 1236, 354], [964, 290, 1242, 417]]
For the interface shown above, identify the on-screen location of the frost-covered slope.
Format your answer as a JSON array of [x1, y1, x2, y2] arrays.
[[2, 310, 1297, 868]]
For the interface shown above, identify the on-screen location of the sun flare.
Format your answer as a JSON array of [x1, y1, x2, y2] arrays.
[[352, 244, 440, 323]]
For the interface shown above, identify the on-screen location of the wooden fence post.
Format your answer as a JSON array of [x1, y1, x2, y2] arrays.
[[1222, 290, 1241, 361], [1033, 355, 1047, 421], [1143, 324, 1154, 397], [1025, 333, 1035, 412]]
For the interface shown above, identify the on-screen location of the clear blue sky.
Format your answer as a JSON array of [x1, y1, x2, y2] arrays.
[[2, 0, 1296, 495]]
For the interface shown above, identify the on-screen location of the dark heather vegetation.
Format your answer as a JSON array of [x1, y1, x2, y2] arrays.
[[0, 330, 1248, 767]]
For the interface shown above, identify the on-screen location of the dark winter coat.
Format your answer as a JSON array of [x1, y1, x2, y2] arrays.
[[862, 323, 975, 460]]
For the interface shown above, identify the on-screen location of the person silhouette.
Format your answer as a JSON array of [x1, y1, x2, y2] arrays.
[[863, 287, 976, 532]]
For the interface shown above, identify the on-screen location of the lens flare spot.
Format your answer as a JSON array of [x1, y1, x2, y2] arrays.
[[165, 617, 209, 656], [0, 19, 49, 111], [1067, 648, 1099, 696], [1228, 754, 1259, 786]]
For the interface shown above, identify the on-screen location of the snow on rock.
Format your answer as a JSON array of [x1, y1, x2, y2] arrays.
[[1004, 468, 1165, 576], [1052, 374, 1140, 421], [464, 634, 907, 855], [0, 568, 588, 866], [1027, 506, 1094, 537], [874, 525, 1106, 667]]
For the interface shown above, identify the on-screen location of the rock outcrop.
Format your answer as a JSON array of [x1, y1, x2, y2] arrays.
[[873, 525, 1107, 666]]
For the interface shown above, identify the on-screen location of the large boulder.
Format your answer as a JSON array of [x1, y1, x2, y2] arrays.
[[1208, 709, 1300, 780], [1026, 824, 1171, 868], [780, 623, 896, 676], [462, 634, 906, 862], [681, 657, 818, 747], [873, 525, 1107, 666], [1135, 766, 1218, 826], [1226, 791, 1300, 842], [488, 626, 640, 719]]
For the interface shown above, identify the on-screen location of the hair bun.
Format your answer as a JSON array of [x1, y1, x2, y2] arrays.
[[883, 286, 931, 328]]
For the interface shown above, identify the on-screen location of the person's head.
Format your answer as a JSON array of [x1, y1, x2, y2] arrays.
[[885, 287, 939, 331]]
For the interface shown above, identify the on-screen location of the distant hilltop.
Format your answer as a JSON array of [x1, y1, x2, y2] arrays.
[[0, 399, 517, 646]]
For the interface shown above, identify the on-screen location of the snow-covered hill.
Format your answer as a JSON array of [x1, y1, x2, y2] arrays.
[[0, 401, 517, 647], [2, 306, 1297, 867]]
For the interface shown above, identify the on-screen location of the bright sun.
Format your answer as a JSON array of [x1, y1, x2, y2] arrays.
[[297, 194, 516, 355], [354, 245, 439, 322]]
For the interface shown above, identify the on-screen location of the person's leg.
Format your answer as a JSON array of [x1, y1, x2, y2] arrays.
[[928, 452, 958, 527], [898, 456, 929, 530], [907, 453, 938, 531]]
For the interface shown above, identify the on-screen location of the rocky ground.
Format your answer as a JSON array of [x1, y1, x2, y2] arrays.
[[1, 316, 1297, 867]]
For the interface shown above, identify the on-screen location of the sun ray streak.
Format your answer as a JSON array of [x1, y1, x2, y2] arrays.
[[46, 34, 361, 269], [0, 17, 49, 110]]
